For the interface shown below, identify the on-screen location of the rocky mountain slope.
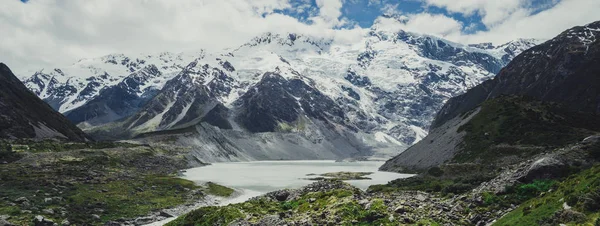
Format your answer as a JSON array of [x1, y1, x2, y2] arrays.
[[0, 63, 89, 141], [432, 20, 600, 129], [19, 16, 538, 161], [381, 20, 600, 173]]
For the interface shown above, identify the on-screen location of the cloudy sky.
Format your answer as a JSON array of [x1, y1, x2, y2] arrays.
[[2, 0, 599, 74]]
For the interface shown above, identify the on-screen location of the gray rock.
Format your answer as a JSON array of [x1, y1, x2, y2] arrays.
[[0, 219, 14, 226], [394, 205, 408, 214], [520, 156, 568, 182], [158, 211, 174, 218], [256, 215, 284, 226], [42, 209, 54, 215], [33, 215, 55, 226], [544, 209, 587, 225], [44, 197, 63, 203], [134, 216, 157, 225], [415, 194, 428, 202], [583, 135, 600, 144], [21, 201, 31, 207], [14, 197, 29, 204], [92, 214, 101, 220], [60, 220, 70, 226], [273, 190, 290, 202]]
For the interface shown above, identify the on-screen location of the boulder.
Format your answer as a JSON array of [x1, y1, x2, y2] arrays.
[[519, 157, 568, 182], [14, 197, 28, 204], [32, 215, 55, 226], [0, 219, 14, 226], [273, 190, 290, 202], [42, 209, 54, 215]]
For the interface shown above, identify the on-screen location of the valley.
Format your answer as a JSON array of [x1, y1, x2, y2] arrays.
[[1, 2, 599, 225]]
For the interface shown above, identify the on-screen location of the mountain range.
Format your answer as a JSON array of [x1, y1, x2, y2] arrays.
[[18, 16, 538, 161]]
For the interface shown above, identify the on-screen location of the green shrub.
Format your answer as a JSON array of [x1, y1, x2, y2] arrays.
[[503, 179, 556, 202], [206, 182, 235, 197], [482, 192, 501, 205], [427, 166, 444, 177]]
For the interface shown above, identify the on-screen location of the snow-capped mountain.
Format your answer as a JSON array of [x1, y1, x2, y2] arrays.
[[23, 52, 201, 114], [19, 17, 539, 160]]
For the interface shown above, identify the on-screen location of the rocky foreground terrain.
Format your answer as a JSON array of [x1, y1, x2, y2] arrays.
[[0, 140, 234, 226], [167, 135, 600, 225]]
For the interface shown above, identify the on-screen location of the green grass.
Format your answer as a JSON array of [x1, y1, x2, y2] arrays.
[[205, 182, 235, 197], [66, 175, 199, 223], [455, 96, 600, 164], [0, 173, 200, 225], [167, 188, 400, 226], [0, 139, 143, 154], [369, 174, 492, 196], [494, 165, 600, 225], [0, 144, 202, 225]]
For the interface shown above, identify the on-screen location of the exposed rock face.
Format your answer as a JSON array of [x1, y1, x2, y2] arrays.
[[65, 65, 163, 126], [21, 53, 194, 114], [379, 108, 480, 172], [432, 21, 600, 129], [0, 63, 89, 141], [235, 72, 348, 133]]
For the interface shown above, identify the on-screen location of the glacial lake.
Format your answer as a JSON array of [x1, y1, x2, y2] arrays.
[[181, 160, 414, 202], [147, 160, 413, 225]]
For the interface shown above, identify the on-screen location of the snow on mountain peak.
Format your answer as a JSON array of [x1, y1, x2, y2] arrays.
[[20, 27, 541, 156]]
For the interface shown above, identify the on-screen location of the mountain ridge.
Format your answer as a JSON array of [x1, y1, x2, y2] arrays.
[[19, 24, 539, 161]]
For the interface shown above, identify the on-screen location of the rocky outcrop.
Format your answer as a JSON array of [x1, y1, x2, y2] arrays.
[[379, 108, 480, 173], [474, 135, 600, 194], [235, 72, 349, 133], [65, 65, 163, 126], [0, 63, 89, 141]]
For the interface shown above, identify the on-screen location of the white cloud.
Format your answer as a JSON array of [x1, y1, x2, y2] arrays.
[[0, 0, 356, 74], [423, 0, 526, 27], [311, 0, 344, 27], [1, 0, 599, 75], [397, 0, 600, 44], [460, 0, 600, 44], [373, 13, 464, 39], [402, 13, 464, 37]]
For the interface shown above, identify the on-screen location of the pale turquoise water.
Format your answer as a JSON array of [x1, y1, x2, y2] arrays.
[[182, 160, 413, 195]]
